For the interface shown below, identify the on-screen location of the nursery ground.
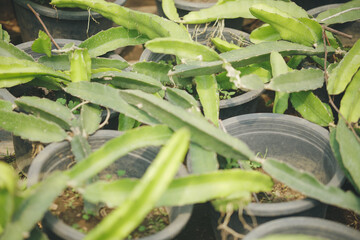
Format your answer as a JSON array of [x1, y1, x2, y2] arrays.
[[0, 0, 359, 238]]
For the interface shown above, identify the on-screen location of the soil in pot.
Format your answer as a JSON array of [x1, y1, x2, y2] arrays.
[[221, 158, 306, 204], [325, 180, 360, 231], [50, 187, 170, 239], [254, 168, 306, 204], [326, 205, 360, 230]]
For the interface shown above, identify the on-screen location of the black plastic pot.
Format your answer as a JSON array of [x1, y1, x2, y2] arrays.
[[27, 130, 193, 240], [308, 3, 360, 47], [0, 0, 16, 22], [243, 217, 360, 240], [13, 0, 127, 41], [9, 39, 125, 173], [292, 0, 349, 10], [155, 0, 243, 30], [210, 113, 344, 239], [140, 27, 262, 120]]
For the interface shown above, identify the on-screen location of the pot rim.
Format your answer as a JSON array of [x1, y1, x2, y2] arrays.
[[218, 90, 263, 108], [222, 113, 345, 217], [156, 0, 217, 12], [243, 216, 360, 240], [307, 3, 341, 17], [0, 88, 16, 103], [13, 0, 127, 20]]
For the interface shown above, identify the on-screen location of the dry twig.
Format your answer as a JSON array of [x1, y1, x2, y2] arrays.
[[27, 3, 60, 50], [323, 25, 353, 39]]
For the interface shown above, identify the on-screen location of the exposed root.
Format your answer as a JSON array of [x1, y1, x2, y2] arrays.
[[98, 108, 110, 129], [31, 142, 44, 158], [217, 203, 254, 240]]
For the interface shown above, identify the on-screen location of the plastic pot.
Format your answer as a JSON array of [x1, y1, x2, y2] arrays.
[[9, 39, 79, 174], [243, 217, 360, 240], [155, 0, 243, 30], [9, 39, 125, 173], [140, 27, 262, 120], [292, 0, 349, 10], [13, 0, 127, 41], [27, 130, 193, 240], [308, 3, 360, 47], [156, 0, 216, 17], [0, 89, 16, 156], [210, 113, 344, 239], [0, 0, 16, 21]]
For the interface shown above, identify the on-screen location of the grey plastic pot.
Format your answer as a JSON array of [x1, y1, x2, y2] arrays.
[[27, 130, 193, 240], [210, 113, 344, 239], [9, 39, 125, 173], [155, 0, 243, 30], [9, 39, 79, 174], [243, 217, 360, 240], [0, 89, 16, 156], [13, 0, 127, 41], [140, 27, 262, 120], [0, 88, 16, 103], [156, 0, 216, 16], [308, 3, 360, 47]]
